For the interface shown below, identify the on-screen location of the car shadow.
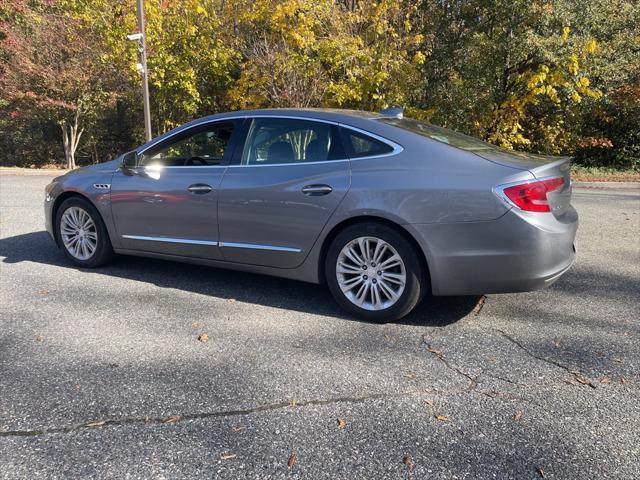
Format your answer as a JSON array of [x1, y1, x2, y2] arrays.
[[0, 231, 479, 326]]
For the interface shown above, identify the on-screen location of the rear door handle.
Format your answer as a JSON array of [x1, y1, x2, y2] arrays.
[[302, 184, 333, 196], [188, 184, 212, 194]]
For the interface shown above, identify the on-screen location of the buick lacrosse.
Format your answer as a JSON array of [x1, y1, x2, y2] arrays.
[[45, 108, 577, 321]]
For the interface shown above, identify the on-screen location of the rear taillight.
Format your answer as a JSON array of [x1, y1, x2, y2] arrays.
[[497, 177, 565, 212]]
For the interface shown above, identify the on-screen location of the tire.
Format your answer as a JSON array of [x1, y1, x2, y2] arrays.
[[325, 222, 426, 323], [55, 196, 114, 268]]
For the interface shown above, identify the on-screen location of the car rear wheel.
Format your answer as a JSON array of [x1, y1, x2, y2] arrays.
[[55, 197, 114, 267], [325, 223, 426, 322]]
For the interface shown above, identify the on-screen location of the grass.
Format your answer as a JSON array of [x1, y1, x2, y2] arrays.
[[571, 166, 640, 182]]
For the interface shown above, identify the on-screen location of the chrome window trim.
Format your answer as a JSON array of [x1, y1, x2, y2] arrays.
[[138, 165, 229, 170], [137, 115, 404, 163], [122, 235, 219, 246], [227, 159, 349, 169], [219, 241, 302, 253]]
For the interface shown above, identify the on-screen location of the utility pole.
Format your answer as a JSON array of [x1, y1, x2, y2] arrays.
[[131, 0, 152, 141]]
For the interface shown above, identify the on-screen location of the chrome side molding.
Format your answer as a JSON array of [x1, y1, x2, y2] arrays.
[[121, 235, 302, 253], [219, 241, 302, 253], [122, 235, 219, 246]]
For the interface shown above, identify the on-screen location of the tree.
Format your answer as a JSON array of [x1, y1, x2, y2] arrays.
[[1, 1, 112, 168]]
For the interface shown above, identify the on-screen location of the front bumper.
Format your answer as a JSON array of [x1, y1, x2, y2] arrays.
[[44, 185, 57, 244], [408, 206, 578, 296]]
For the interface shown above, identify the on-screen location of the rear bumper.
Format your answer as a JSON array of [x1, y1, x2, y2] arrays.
[[408, 207, 578, 296]]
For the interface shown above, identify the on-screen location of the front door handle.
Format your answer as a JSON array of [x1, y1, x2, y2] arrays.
[[188, 184, 212, 194], [302, 184, 333, 196]]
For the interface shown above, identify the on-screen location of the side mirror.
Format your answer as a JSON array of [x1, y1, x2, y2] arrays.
[[120, 151, 139, 175]]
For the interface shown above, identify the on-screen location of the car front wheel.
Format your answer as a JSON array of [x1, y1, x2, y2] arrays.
[[325, 223, 426, 322], [55, 197, 114, 267]]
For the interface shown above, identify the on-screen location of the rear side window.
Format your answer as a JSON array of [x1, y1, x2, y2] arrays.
[[340, 128, 394, 159], [241, 118, 345, 165]]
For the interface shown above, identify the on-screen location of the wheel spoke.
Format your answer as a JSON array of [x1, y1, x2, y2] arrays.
[[381, 272, 405, 286], [344, 245, 365, 266], [372, 240, 387, 264], [371, 283, 382, 308], [337, 262, 362, 274], [339, 275, 364, 293], [357, 238, 371, 263], [354, 281, 370, 306], [379, 254, 402, 270], [378, 279, 399, 301]]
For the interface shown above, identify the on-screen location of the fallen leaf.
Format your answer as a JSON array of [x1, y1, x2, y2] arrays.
[[86, 420, 106, 427], [472, 295, 486, 316], [599, 376, 611, 384], [144, 416, 151, 423], [424, 399, 433, 407], [35, 336, 44, 342], [336, 417, 346, 429], [231, 425, 245, 432], [426, 345, 442, 357], [191, 321, 201, 328], [290, 399, 297, 407], [38, 290, 49, 296], [197, 333, 209, 343], [536, 466, 546, 478], [220, 453, 237, 460], [403, 455, 414, 472], [620, 376, 628, 384], [404, 372, 417, 380], [287, 452, 297, 468], [564, 379, 576, 385], [513, 411, 523, 421], [435, 414, 450, 422], [613, 358, 623, 364], [228, 298, 236, 303], [553, 340, 562, 348], [575, 376, 596, 388], [163, 415, 180, 424]]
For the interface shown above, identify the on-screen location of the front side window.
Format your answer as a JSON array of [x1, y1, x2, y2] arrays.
[[141, 122, 235, 167], [241, 118, 345, 165]]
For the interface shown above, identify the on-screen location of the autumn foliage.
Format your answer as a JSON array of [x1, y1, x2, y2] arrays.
[[1, 0, 638, 169]]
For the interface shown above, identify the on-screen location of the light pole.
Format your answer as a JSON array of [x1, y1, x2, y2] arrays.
[[127, 0, 152, 142]]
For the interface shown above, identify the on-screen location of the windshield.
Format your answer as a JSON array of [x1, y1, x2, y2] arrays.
[[378, 117, 504, 153]]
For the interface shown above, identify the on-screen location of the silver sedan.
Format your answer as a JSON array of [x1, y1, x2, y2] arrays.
[[44, 108, 578, 321]]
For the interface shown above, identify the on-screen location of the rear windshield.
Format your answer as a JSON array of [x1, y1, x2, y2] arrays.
[[378, 117, 502, 153]]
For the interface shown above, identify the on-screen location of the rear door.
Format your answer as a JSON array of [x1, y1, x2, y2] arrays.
[[110, 120, 240, 259], [217, 117, 350, 268]]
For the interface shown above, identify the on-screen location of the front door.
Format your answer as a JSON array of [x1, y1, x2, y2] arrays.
[[111, 120, 239, 259], [218, 117, 350, 268]]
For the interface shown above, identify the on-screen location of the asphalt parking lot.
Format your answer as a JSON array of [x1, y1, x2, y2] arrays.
[[1, 174, 639, 479]]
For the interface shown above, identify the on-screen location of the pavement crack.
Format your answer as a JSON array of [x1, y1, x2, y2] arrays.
[[0, 389, 433, 438], [494, 329, 596, 389], [422, 335, 478, 390]]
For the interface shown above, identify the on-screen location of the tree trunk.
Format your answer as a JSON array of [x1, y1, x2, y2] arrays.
[[59, 110, 84, 169]]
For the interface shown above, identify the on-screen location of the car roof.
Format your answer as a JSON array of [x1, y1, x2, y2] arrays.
[[138, 108, 393, 153]]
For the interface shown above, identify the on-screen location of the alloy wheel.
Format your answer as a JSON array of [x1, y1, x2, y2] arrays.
[[336, 236, 407, 311], [60, 206, 98, 260]]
